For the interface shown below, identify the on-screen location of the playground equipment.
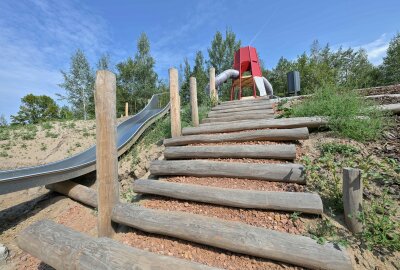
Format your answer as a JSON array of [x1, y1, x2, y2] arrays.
[[0, 93, 170, 195], [206, 46, 273, 100]]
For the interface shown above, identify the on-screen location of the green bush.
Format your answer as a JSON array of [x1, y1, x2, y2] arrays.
[[320, 142, 359, 157], [289, 85, 390, 141]]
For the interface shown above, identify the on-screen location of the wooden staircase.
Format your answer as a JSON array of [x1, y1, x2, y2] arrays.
[[38, 98, 353, 269], [126, 98, 353, 270]]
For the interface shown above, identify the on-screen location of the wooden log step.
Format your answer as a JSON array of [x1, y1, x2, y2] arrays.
[[164, 128, 309, 146], [113, 203, 352, 270], [201, 113, 275, 124], [47, 182, 351, 270], [208, 108, 274, 118], [164, 144, 296, 160], [17, 219, 217, 270], [211, 104, 273, 113], [213, 100, 273, 110], [182, 117, 327, 136], [132, 179, 323, 214], [220, 96, 270, 105], [150, 160, 306, 184]]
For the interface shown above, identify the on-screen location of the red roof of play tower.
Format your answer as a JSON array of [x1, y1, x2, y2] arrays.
[[233, 46, 262, 77]]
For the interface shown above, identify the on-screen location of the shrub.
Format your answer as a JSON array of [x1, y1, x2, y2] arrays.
[[289, 84, 390, 141]]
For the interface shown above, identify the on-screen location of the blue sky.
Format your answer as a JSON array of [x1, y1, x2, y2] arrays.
[[0, 0, 399, 119]]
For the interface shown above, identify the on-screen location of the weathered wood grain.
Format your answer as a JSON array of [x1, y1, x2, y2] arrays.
[[164, 144, 296, 160], [112, 203, 352, 270], [190, 77, 199, 127], [164, 127, 309, 146], [208, 108, 274, 118], [17, 219, 218, 270], [46, 181, 97, 207], [343, 168, 363, 233], [220, 96, 270, 105], [133, 179, 323, 214], [95, 70, 119, 237], [201, 113, 275, 124], [379, 103, 400, 114], [150, 160, 306, 183], [182, 117, 327, 135], [213, 100, 273, 110], [170, 68, 181, 137], [210, 104, 273, 114]]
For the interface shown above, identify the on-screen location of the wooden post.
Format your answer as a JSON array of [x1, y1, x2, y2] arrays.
[[169, 68, 181, 137], [190, 77, 199, 127], [95, 70, 119, 237], [209, 67, 216, 100], [343, 168, 363, 233], [125, 102, 129, 117]]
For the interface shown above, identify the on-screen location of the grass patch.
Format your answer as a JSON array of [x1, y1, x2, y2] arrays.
[[319, 142, 359, 157], [287, 85, 390, 141], [303, 141, 399, 252], [45, 131, 59, 138], [359, 192, 399, 252], [41, 122, 53, 130], [0, 128, 10, 141]]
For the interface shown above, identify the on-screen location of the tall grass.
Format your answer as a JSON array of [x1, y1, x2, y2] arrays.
[[289, 85, 390, 141]]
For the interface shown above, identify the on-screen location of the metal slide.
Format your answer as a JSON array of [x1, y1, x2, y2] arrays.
[[0, 93, 170, 195], [205, 69, 273, 96]]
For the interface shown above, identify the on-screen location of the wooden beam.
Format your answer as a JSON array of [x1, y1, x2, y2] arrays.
[[150, 160, 306, 184], [379, 103, 400, 114], [208, 108, 274, 118], [46, 181, 97, 207], [132, 179, 323, 214], [125, 102, 129, 117], [164, 127, 309, 146], [220, 96, 270, 105], [182, 117, 327, 136], [190, 77, 199, 127], [209, 67, 216, 100], [164, 144, 296, 160], [213, 100, 273, 110], [210, 104, 273, 114], [343, 168, 363, 234], [112, 203, 352, 270], [201, 113, 275, 124], [170, 68, 181, 137], [17, 220, 217, 270], [95, 70, 119, 237]]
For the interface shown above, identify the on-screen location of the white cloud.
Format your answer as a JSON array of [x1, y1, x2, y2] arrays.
[[0, 0, 110, 119], [356, 34, 390, 65]]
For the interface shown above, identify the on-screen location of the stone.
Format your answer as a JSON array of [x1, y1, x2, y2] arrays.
[[0, 244, 8, 262]]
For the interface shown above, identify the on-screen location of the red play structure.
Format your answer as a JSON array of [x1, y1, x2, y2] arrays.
[[230, 46, 264, 100]]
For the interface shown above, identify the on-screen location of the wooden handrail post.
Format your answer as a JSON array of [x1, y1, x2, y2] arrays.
[[190, 77, 199, 127], [209, 67, 216, 101], [169, 68, 181, 137], [125, 102, 129, 117], [343, 168, 363, 233], [95, 70, 119, 237]]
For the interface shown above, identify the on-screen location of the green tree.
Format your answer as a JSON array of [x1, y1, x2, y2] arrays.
[[192, 51, 209, 105], [59, 49, 94, 120], [207, 29, 241, 100], [0, 114, 7, 126], [116, 33, 158, 115], [11, 94, 59, 124], [97, 53, 111, 70], [180, 58, 192, 105], [381, 33, 400, 85], [267, 57, 294, 96]]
